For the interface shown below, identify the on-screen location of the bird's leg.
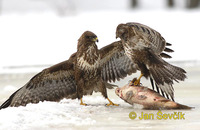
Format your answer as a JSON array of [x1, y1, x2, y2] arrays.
[[133, 73, 143, 86], [99, 80, 119, 106], [80, 98, 87, 106], [106, 98, 119, 106]]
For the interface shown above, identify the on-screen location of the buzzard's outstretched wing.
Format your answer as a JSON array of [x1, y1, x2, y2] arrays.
[[99, 41, 137, 82], [0, 58, 77, 109], [126, 22, 173, 58], [126, 22, 166, 54]]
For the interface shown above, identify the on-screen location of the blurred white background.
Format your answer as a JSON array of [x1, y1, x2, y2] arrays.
[[0, 0, 200, 72], [0, 1, 200, 130]]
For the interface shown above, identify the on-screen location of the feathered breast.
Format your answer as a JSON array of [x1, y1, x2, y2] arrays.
[[77, 44, 100, 71]]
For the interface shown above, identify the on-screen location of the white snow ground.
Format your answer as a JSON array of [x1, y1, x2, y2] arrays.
[[0, 9, 200, 130], [0, 86, 200, 130]]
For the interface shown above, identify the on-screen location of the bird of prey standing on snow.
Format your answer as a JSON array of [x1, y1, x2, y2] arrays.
[[0, 31, 137, 109]]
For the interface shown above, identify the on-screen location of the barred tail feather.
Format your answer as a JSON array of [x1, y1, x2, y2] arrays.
[[149, 61, 186, 101]]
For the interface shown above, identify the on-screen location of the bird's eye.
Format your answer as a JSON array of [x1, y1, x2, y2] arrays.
[[86, 36, 96, 40]]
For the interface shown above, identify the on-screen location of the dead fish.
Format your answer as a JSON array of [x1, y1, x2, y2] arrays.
[[115, 83, 192, 110]]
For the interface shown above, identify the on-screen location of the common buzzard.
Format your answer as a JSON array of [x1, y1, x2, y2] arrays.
[[0, 31, 136, 109], [116, 22, 186, 101]]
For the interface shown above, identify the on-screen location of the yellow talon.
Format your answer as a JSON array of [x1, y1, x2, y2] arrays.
[[133, 73, 143, 86], [80, 98, 87, 106], [106, 98, 119, 106], [133, 79, 140, 86]]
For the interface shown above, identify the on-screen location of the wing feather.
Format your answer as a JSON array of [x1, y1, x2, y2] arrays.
[[106, 61, 111, 82], [100, 41, 137, 82], [0, 59, 77, 109], [148, 50, 186, 100], [126, 22, 166, 54]]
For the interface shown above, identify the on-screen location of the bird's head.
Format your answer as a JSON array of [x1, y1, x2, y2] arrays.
[[77, 31, 99, 50], [79, 31, 98, 43], [116, 23, 129, 40]]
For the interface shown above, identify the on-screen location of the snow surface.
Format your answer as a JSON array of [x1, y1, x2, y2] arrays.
[[0, 65, 200, 130], [0, 90, 200, 130], [0, 94, 132, 130]]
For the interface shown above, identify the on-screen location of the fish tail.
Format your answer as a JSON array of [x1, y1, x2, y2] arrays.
[[175, 103, 193, 109]]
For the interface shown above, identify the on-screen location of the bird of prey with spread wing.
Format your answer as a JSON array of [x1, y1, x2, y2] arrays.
[[116, 22, 186, 101], [1, 31, 137, 109]]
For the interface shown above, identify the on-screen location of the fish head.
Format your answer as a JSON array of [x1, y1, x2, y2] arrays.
[[115, 84, 137, 104]]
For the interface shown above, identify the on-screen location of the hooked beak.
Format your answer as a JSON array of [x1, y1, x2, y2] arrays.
[[116, 32, 120, 39], [92, 37, 99, 42], [116, 33, 119, 39]]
